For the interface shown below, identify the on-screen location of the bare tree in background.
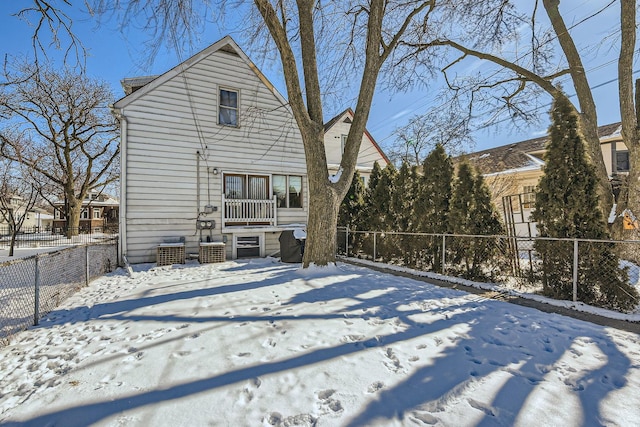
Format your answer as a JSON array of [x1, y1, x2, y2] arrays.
[[397, 0, 638, 225], [0, 63, 119, 237], [391, 106, 472, 165], [0, 159, 39, 256]]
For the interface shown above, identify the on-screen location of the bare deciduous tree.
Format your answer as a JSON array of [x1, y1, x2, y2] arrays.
[[0, 159, 39, 256], [11, 0, 87, 70], [397, 0, 637, 224], [92, 0, 437, 266], [391, 106, 472, 165], [0, 63, 119, 237]]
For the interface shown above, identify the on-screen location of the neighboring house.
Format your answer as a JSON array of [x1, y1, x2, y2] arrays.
[[112, 36, 308, 264], [462, 122, 627, 236], [323, 108, 391, 186], [52, 192, 119, 233], [0, 195, 53, 231]]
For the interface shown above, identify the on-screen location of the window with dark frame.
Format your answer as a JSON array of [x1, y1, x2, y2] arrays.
[[616, 151, 630, 172], [224, 174, 269, 200], [219, 88, 238, 126], [273, 175, 303, 208]]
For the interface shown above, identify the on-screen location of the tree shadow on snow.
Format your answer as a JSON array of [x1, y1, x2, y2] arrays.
[[1, 262, 634, 427]]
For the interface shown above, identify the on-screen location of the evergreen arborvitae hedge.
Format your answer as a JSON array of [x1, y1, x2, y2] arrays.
[[338, 170, 365, 228], [449, 161, 504, 280], [415, 144, 453, 271], [338, 170, 366, 254], [532, 95, 638, 312]]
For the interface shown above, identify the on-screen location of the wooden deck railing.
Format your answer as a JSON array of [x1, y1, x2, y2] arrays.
[[223, 196, 277, 226]]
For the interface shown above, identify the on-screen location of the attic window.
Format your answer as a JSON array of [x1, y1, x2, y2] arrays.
[[343, 117, 352, 124], [219, 88, 239, 127]]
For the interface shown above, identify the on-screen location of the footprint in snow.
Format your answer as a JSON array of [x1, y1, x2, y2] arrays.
[[366, 381, 385, 393], [262, 338, 276, 348], [265, 412, 317, 426], [341, 334, 365, 343], [316, 389, 344, 413], [383, 348, 402, 373], [410, 411, 439, 425]]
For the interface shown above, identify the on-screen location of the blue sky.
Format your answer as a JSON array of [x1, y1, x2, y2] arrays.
[[0, 2, 630, 154]]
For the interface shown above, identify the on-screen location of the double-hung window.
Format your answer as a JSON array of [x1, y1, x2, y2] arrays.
[[522, 185, 536, 209], [93, 208, 101, 219], [219, 88, 238, 126], [273, 175, 303, 208]]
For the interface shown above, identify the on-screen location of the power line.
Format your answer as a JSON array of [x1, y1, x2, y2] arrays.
[[475, 67, 640, 132], [369, 0, 622, 137]]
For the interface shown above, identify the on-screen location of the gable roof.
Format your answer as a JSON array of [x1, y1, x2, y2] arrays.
[[324, 108, 391, 165], [462, 122, 623, 175], [113, 36, 288, 109]]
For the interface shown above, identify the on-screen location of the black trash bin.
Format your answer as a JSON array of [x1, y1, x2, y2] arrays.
[[279, 229, 304, 262]]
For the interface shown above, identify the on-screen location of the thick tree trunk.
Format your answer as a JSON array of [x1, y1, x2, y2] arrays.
[[578, 114, 614, 217], [303, 178, 342, 267], [614, 0, 640, 242], [543, 0, 614, 219], [66, 197, 82, 237]]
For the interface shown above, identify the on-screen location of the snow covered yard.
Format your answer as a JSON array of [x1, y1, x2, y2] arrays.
[[1, 258, 640, 427]]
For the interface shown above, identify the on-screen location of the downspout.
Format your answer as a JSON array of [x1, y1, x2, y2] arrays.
[[197, 151, 201, 242], [111, 105, 127, 266], [197, 151, 201, 220]]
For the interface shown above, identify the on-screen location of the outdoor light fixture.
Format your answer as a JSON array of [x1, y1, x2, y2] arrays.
[[212, 167, 219, 175]]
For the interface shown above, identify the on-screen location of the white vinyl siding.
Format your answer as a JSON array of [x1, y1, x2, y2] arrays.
[[117, 43, 308, 263], [323, 112, 388, 183]]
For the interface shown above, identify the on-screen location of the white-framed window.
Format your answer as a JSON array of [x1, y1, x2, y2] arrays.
[[93, 208, 101, 219], [219, 88, 239, 127], [273, 175, 303, 208], [81, 209, 89, 219], [341, 134, 348, 154], [234, 235, 262, 258]]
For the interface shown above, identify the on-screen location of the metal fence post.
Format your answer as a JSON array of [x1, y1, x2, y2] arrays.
[[572, 239, 579, 302], [373, 232, 377, 262], [85, 245, 90, 286], [442, 234, 446, 272], [346, 226, 350, 258], [34, 257, 40, 326]]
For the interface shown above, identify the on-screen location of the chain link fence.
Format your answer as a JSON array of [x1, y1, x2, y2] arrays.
[[0, 226, 118, 249], [0, 239, 118, 346], [337, 228, 640, 313]]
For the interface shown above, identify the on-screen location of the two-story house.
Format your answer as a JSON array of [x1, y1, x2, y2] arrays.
[[112, 36, 308, 264], [52, 192, 119, 233], [323, 108, 390, 186]]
